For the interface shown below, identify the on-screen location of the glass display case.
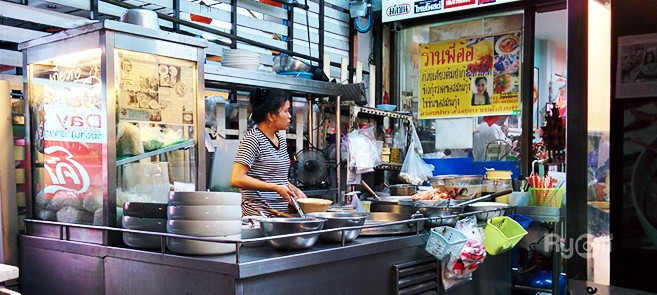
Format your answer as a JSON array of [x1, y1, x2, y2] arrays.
[[19, 20, 207, 238]]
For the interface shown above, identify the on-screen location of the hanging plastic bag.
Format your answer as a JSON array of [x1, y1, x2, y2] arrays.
[[442, 216, 486, 292], [347, 124, 381, 174], [410, 123, 424, 156], [399, 141, 434, 185]]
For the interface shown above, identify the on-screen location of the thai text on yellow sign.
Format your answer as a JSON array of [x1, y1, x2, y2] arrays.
[[419, 33, 521, 118]]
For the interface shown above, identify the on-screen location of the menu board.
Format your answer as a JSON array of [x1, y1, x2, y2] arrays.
[[115, 50, 196, 126], [418, 32, 521, 119]]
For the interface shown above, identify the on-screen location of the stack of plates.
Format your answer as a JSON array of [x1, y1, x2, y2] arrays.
[[221, 48, 260, 71], [167, 191, 242, 255], [122, 202, 168, 249]]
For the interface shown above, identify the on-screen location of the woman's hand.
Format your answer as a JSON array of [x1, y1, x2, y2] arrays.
[[273, 184, 296, 202], [288, 183, 307, 199]]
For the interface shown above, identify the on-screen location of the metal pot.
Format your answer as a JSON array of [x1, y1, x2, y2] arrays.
[[360, 212, 425, 235], [306, 212, 368, 243], [120, 8, 160, 30], [389, 184, 416, 196]]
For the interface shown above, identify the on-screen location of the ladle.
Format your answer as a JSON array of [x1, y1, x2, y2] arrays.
[[360, 180, 381, 201]]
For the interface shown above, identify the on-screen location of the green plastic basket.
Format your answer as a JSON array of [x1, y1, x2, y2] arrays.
[[425, 226, 467, 260], [484, 216, 528, 255]]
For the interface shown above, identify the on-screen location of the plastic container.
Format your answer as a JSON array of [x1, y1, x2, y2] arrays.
[[529, 188, 565, 207], [507, 214, 532, 230], [425, 226, 467, 260], [483, 216, 528, 255]]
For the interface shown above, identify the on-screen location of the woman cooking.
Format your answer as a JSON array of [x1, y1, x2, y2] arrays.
[[230, 88, 307, 216]]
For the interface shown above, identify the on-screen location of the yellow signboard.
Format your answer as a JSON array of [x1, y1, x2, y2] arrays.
[[419, 32, 521, 118]]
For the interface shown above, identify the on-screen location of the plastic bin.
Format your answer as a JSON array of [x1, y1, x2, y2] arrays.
[[423, 157, 473, 175], [425, 226, 467, 260], [507, 214, 532, 230], [529, 188, 565, 207], [484, 216, 528, 255], [472, 160, 521, 179]]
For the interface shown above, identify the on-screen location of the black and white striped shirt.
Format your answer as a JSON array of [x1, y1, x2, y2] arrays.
[[234, 126, 290, 216]]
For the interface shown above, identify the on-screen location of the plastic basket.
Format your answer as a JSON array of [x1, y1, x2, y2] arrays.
[[529, 188, 565, 207], [484, 216, 528, 255], [425, 226, 467, 260], [507, 214, 532, 230]]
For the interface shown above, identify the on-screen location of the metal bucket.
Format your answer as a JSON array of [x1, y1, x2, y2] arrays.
[[120, 8, 160, 30]]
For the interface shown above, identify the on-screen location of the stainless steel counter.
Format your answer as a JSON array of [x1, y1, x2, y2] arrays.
[[20, 229, 511, 295]]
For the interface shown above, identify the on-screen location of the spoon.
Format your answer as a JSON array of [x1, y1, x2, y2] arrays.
[[289, 196, 306, 218]]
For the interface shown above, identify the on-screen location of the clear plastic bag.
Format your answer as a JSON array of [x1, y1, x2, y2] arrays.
[[410, 123, 423, 156], [399, 142, 434, 185], [347, 125, 381, 174]]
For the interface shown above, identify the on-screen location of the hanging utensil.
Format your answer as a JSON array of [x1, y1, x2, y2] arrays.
[[456, 189, 512, 208], [360, 180, 381, 200], [289, 197, 306, 218]]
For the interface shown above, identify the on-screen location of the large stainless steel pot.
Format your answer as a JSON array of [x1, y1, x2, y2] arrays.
[[389, 184, 416, 196], [305, 212, 368, 243], [360, 213, 424, 235], [120, 8, 160, 30]]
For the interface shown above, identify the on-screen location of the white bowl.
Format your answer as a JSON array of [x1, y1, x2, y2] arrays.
[[122, 216, 167, 249], [466, 202, 509, 220], [122, 216, 167, 231], [167, 233, 241, 255], [168, 205, 241, 221], [169, 191, 242, 206], [167, 220, 241, 237], [222, 63, 260, 71]]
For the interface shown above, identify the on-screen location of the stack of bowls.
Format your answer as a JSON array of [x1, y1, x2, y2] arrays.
[[167, 191, 242, 255], [122, 202, 168, 249], [221, 48, 260, 71]]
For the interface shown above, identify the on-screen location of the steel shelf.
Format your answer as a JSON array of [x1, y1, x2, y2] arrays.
[[115, 140, 195, 166], [204, 63, 363, 98]]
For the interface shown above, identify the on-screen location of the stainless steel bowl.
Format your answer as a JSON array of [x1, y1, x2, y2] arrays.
[[259, 218, 325, 250], [120, 8, 160, 30], [306, 212, 368, 243]]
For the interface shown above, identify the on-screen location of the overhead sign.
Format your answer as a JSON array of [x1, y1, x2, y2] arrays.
[[383, 0, 520, 22]]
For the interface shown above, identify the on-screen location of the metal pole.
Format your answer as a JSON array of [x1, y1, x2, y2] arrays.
[[521, 0, 535, 179], [230, 0, 238, 48], [287, 5, 295, 52], [307, 94, 313, 147], [566, 0, 589, 283], [319, 0, 325, 65], [335, 96, 341, 197], [173, 0, 180, 33], [89, 0, 99, 20]]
